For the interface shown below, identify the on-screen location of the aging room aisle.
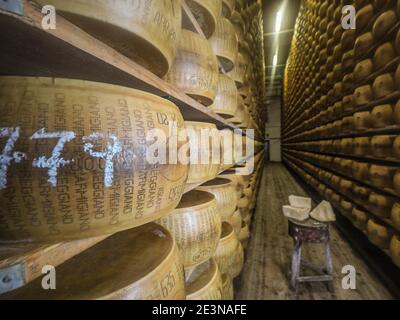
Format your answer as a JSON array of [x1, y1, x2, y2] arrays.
[[235, 163, 393, 300]]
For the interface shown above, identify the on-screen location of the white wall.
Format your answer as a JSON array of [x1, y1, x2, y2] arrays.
[[265, 98, 281, 162]]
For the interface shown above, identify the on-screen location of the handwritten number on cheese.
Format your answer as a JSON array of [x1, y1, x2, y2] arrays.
[[83, 133, 122, 188], [31, 128, 76, 187], [0, 127, 27, 190]]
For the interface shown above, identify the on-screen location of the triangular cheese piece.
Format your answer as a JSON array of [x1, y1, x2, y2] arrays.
[[310, 201, 336, 222], [282, 205, 310, 222]]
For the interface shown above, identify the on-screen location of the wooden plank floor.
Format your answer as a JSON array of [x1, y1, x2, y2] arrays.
[[235, 163, 393, 300]]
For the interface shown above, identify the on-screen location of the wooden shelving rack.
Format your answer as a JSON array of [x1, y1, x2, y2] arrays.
[[0, 0, 266, 295]]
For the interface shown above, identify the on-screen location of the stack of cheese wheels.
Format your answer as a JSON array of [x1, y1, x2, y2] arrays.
[[157, 190, 221, 268], [185, 259, 223, 300], [196, 178, 237, 221], [165, 30, 219, 106], [1, 224, 186, 300], [185, 121, 221, 184], [221, 273, 234, 300], [186, 0, 222, 39], [210, 74, 238, 119], [210, 17, 239, 72], [0, 77, 189, 243], [390, 235, 400, 268], [35, 0, 181, 77], [214, 222, 241, 278]]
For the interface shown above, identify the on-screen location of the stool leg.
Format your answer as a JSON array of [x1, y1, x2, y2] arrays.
[[291, 241, 302, 292], [324, 240, 333, 275], [324, 240, 334, 292]]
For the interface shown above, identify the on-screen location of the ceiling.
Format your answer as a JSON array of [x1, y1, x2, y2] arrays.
[[262, 0, 300, 97]]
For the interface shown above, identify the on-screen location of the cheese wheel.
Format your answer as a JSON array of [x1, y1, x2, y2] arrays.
[[371, 135, 394, 158], [186, 0, 222, 38], [372, 10, 397, 39], [355, 33, 374, 57], [339, 178, 353, 194], [340, 199, 354, 215], [351, 208, 369, 231], [369, 165, 395, 188], [367, 219, 393, 249], [374, 43, 395, 70], [214, 222, 240, 277], [371, 104, 394, 128], [352, 184, 371, 200], [390, 235, 400, 268], [165, 30, 218, 106], [342, 50, 354, 73], [185, 121, 221, 184], [356, 4, 374, 30], [0, 77, 189, 242], [354, 59, 373, 83], [221, 273, 234, 300], [373, 73, 395, 99], [353, 85, 373, 106], [227, 53, 247, 88], [340, 138, 354, 154], [218, 169, 245, 196], [210, 74, 238, 119], [341, 29, 356, 50], [0, 223, 186, 300], [353, 111, 372, 131], [391, 202, 400, 230], [197, 178, 237, 220], [368, 192, 394, 218], [36, 0, 181, 77], [210, 18, 239, 72], [353, 137, 371, 156], [185, 258, 223, 300], [157, 190, 221, 268]]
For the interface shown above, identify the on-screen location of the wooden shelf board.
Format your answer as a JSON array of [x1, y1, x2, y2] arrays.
[[0, 1, 261, 140]]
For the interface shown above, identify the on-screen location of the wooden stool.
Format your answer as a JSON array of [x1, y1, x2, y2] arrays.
[[288, 219, 334, 293]]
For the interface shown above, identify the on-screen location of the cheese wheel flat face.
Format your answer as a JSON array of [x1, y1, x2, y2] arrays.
[[35, 0, 182, 77], [185, 259, 223, 300], [165, 30, 219, 107], [0, 224, 186, 300], [157, 190, 221, 268], [186, 0, 222, 39], [210, 18, 239, 72], [0, 77, 189, 242]]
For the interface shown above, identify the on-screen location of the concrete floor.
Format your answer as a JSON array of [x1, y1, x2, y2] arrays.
[[235, 163, 393, 300]]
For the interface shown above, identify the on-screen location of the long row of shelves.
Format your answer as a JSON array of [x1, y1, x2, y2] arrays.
[[283, 147, 400, 200]]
